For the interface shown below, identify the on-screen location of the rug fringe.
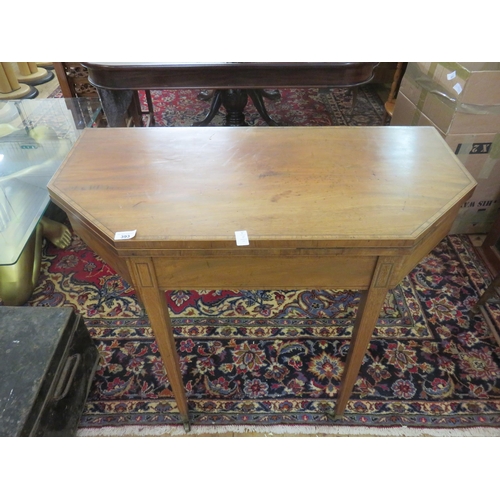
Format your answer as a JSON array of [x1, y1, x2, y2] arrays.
[[77, 424, 500, 437]]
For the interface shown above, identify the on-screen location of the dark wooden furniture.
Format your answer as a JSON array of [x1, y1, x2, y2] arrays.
[[53, 62, 154, 127], [383, 62, 407, 124], [0, 307, 99, 436], [53, 62, 98, 98], [48, 126, 475, 431], [371, 62, 400, 85], [82, 62, 379, 126]]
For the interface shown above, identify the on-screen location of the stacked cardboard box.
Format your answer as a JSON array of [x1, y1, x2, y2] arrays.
[[391, 62, 500, 233]]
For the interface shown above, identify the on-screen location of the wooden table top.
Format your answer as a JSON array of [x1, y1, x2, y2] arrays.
[[82, 62, 379, 90], [48, 126, 476, 251]]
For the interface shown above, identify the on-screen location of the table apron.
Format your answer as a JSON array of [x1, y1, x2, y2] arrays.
[[84, 64, 378, 91], [150, 255, 379, 290]]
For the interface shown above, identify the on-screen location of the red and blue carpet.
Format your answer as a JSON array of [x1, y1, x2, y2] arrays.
[[140, 86, 385, 127], [51, 85, 386, 127], [26, 231, 500, 436]]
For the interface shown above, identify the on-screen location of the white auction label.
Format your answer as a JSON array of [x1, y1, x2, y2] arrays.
[[235, 230, 249, 246], [114, 230, 137, 240], [453, 83, 463, 94], [447, 71, 456, 81]]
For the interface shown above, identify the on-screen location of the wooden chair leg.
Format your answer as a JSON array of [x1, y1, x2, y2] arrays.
[[474, 274, 500, 311], [145, 90, 155, 126]]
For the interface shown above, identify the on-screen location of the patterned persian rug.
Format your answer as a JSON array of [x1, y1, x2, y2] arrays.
[[50, 85, 386, 127], [23, 229, 500, 436], [140, 87, 386, 127]]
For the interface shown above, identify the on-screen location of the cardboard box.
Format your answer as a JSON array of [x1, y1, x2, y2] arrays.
[[392, 96, 500, 180], [446, 133, 500, 189], [391, 92, 435, 128], [447, 132, 500, 233], [450, 200, 500, 234], [398, 63, 500, 135], [391, 88, 500, 234], [404, 62, 500, 106]]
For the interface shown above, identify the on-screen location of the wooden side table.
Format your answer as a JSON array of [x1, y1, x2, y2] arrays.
[[48, 126, 476, 431]]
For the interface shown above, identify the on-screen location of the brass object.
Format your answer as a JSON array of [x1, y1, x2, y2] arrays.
[[0, 216, 71, 306], [0, 98, 101, 305]]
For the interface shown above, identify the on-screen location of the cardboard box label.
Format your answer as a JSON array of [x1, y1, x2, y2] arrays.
[[450, 200, 500, 234], [455, 142, 492, 155], [462, 199, 496, 209]]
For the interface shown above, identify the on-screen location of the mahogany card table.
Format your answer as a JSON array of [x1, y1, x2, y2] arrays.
[[47, 126, 476, 431]]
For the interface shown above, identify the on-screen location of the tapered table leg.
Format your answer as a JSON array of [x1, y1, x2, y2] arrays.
[[127, 258, 190, 430], [334, 256, 399, 417]]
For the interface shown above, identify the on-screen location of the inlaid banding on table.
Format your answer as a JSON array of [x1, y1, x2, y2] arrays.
[[135, 262, 155, 288], [374, 262, 394, 288]]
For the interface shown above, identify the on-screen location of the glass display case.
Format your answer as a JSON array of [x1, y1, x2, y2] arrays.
[[0, 98, 101, 305], [0, 98, 101, 266]]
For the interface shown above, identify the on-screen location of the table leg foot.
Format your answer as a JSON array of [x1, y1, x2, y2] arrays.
[[192, 90, 223, 126], [248, 90, 280, 126], [183, 420, 191, 433], [325, 411, 344, 421], [197, 90, 214, 102], [261, 89, 281, 101]]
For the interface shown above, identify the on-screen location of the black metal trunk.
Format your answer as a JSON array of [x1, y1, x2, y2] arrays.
[[0, 306, 99, 436]]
